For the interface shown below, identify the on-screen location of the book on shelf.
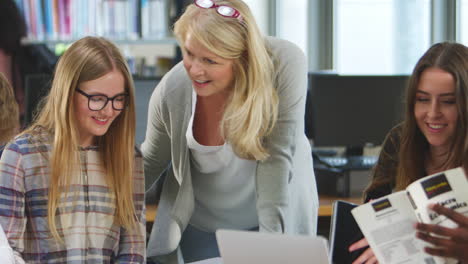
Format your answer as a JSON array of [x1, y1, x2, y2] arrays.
[[351, 167, 468, 264], [15, 0, 169, 42]]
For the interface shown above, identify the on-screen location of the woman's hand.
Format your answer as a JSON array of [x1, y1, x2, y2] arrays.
[[415, 203, 468, 263], [349, 237, 378, 264]]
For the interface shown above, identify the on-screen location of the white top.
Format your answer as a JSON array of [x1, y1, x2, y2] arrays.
[[0, 224, 14, 264], [186, 92, 258, 232]]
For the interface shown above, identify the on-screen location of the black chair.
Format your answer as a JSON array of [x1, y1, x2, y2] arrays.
[[23, 74, 52, 126]]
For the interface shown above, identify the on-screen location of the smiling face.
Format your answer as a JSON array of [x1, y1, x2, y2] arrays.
[[182, 33, 235, 98], [414, 67, 458, 154], [73, 69, 126, 147]]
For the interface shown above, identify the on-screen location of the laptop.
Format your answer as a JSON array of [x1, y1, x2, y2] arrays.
[[215, 229, 331, 264]]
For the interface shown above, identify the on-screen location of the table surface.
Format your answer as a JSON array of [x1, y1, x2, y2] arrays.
[[146, 195, 363, 223]]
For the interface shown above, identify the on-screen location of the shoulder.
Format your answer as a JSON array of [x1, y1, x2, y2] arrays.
[[264, 37, 307, 95], [383, 124, 403, 150], [4, 130, 51, 156], [265, 36, 307, 66], [154, 62, 192, 101]]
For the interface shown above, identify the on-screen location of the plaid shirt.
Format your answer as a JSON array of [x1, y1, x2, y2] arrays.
[[0, 131, 145, 263]]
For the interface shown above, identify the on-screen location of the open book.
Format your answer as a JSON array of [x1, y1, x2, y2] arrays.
[[351, 167, 468, 264]]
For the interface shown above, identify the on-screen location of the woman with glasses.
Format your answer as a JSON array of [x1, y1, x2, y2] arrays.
[[143, 0, 318, 263], [0, 37, 145, 263], [349, 42, 468, 264]]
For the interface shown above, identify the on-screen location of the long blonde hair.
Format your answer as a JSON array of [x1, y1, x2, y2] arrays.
[[174, 0, 278, 160], [22, 37, 137, 240], [0, 72, 19, 144], [395, 42, 468, 190]]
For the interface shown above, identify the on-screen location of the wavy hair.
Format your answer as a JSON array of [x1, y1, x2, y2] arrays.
[[395, 42, 468, 190], [174, 0, 278, 160], [22, 37, 137, 241], [0, 73, 19, 144]]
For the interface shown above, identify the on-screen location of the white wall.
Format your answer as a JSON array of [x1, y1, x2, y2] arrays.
[[243, 0, 270, 35], [277, 0, 308, 54]]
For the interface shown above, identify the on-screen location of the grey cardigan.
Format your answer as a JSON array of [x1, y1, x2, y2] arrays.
[[142, 37, 319, 262]]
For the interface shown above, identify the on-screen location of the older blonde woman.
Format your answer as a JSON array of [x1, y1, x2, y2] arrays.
[[142, 0, 318, 263]]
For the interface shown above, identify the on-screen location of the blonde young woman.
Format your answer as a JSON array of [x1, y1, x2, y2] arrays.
[[0, 37, 145, 263], [0, 72, 19, 156], [350, 42, 468, 263], [142, 0, 318, 263]]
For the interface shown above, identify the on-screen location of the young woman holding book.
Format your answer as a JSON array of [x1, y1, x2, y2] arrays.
[[349, 42, 468, 263], [142, 0, 318, 263], [0, 36, 146, 263]]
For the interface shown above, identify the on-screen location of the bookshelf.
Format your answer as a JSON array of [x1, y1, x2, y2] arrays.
[[21, 37, 178, 45], [14, 0, 182, 45], [14, 0, 190, 77]]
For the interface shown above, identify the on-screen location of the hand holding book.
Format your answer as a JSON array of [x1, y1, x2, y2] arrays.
[[348, 237, 377, 264], [415, 203, 468, 263], [351, 167, 468, 264]]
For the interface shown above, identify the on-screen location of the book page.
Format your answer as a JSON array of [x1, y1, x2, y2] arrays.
[[406, 167, 468, 264], [352, 191, 439, 264], [407, 167, 468, 225]]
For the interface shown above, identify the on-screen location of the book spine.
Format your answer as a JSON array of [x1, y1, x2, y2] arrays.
[[57, 0, 65, 39], [52, 0, 59, 40], [95, 0, 103, 36], [64, 0, 71, 39], [29, 0, 37, 40], [35, 0, 45, 41], [141, 0, 149, 39], [43, 0, 52, 40], [20, 0, 31, 39]]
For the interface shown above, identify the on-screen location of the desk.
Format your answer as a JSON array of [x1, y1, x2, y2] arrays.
[[318, 195, 361, 216], [146, 195, 362, 223]]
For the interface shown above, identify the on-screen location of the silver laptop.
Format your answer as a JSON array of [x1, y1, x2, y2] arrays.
[[216, 229, 331, 264]]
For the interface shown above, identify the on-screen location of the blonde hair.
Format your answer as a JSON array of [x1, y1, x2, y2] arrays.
[[0, 72, 19, 144], [174, 0, 278, 160], [22, 37, 137, 241]]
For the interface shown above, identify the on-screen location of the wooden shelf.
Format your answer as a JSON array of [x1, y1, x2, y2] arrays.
[[21, 37, 178, 46]]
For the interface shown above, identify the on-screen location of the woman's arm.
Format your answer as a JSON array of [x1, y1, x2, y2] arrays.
[[255, 38, 309, 233], [0, 142, 27, 263], [141, 77, 173, 195]]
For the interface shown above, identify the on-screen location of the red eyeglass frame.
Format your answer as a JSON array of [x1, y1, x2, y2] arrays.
[[194, 0, 242, 19]]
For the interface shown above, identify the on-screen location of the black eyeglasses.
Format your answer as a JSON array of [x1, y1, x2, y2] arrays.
[[76, 88, 128, 111], [194, 0, 242, 20]]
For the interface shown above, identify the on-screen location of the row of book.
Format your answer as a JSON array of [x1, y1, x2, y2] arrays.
[[14, 0, 169, 42]]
